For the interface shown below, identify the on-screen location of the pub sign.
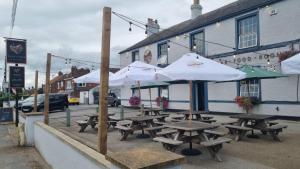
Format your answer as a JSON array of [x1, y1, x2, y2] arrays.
[[6, 38, 27, 64], [9, 66, 25, 88]]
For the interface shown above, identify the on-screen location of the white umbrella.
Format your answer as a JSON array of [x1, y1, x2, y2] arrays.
[[281, 53, 300, 74], [110, 61, 162, 110], [156, 53, 246, 118], [156, 53, 246, 81], [281, 53, 300, 101], [74, 69, 114, 84]]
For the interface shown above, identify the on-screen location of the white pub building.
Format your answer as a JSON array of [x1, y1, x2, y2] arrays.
[[118, 0, 300, 117]]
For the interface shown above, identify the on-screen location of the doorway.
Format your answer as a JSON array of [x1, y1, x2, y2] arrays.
[[193, 82, 207, 111]]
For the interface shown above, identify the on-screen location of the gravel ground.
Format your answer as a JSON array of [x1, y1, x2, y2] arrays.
[[0, 124, 51, 169], [49, 105, 300, 169]]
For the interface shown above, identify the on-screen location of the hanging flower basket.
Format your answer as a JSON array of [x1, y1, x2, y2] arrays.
[[129, 96, 140, 106], [235, 96, 260, 113], [155, 97, 169, 109]]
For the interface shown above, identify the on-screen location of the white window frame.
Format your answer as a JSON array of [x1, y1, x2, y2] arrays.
[[238, 15, 258, 49], [240, 80, 260, 98]]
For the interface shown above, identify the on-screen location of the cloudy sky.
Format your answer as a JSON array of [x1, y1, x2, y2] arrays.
[[0, 0, 236, 88]]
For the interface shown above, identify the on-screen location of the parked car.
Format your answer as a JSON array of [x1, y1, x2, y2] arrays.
[[93, 92, 121, 107], [68, 97, 80, 105], [21, 93, 69, 113], [15, 96, 34, 110]]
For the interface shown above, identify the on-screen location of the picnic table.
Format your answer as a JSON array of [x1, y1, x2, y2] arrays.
[[176, 111, 211, 121], [143, 108, 163, 116], [227, 114, 287, 141], [154, 120, 231, 161], [125, 115, 163, 138], [164, 121, 218, 155], [76, 113, 115, 132]]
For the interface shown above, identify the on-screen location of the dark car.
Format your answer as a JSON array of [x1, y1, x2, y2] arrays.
[[93, 92, 120, 107], [21, 93, 69, 113], [15, 96, 34, 110]]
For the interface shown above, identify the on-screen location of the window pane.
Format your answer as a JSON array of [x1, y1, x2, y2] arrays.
[[158, 43, 168, 65], [240, 80, 259, 98], [238, 15, 258, 49], [192, 32, 205, 55]]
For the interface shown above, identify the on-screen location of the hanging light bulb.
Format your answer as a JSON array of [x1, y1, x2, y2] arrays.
[[145, 25, 148, 35], [69, 58, 71, 64], [193, 43, 197, 50], [167, 44, 170, 51], [65, 59, 68, 65], [267, 59, 270, 65], [129, 22, 132, 32], [176, 36, 180, 40], [233, 54, 236, 58]]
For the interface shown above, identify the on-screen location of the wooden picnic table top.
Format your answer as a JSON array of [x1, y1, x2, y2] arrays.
[[126, 115, 162, 122], [143, 107, 162, 111], [84, 113, 115, 118], [230, 114, 274, 121], [164, 120, 218, 131], [177, 111, 208, 115]]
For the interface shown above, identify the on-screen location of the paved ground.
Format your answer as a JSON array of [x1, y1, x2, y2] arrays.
[[0, 124, 51, 169], [49, 105, 300, 169]]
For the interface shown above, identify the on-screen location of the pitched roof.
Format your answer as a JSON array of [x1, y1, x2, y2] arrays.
[[119, 0, 284, 54]]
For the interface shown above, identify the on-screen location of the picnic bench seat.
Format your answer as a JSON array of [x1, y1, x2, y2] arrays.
[[76, 120, 88, 132], [171, 116, 185, 120], [115, 125, 134, 141], [145, 126, 166, 137], [202, 116, 214, 120], [204, 130, 226, 139], [154, 121, 166, 126], [260, 124, 288, 141], [117, 120, 132, 127], [224, 125, 253, 141], [221, 121, 238, 125], [266, 121, 279, 126], [153, 137, 183, 152], [200, 119, 217, 123], [156, 129, 178, 138], [201, 137, 232, 162]]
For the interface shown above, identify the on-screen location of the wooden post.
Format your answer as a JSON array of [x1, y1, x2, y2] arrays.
[[149, 88, 152, 110], [189, 81, 193, 121], [33, 70, 38, 112], [98, 7, 111, 155], [44, 53, 51, 125]]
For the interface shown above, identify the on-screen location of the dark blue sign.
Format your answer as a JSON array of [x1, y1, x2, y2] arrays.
[[9, 66, 25, 88], [6, 39, 27, 64], [0, 108, 13, 122]]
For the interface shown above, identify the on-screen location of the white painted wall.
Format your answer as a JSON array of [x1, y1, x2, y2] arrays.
[[34, 122, 111, 169], [19, 114, 44, 146]]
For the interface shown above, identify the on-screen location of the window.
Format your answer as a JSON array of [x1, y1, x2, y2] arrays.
[[239, 80, 260, 98], [157, 43, 168, 66], [66, 80, 72, 90], [77, 83, 86, 87], [159, 87, 169, 99], [132, 50, 139, 62], [237, 15, 258, 49], [191, 31, 205, 55], [132, 89, 140, 97]]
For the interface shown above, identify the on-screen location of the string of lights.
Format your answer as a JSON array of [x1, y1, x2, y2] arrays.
[[112, 11, 280, 71]]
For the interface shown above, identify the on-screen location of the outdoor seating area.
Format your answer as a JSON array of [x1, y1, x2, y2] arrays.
[[48, 106, 300, 169]]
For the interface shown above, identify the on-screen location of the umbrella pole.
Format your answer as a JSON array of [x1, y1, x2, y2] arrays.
[[149, 88, 152, 110], [137, 81, 143, 114], [297, 75, 299, 102], [189, 81, 193, 121], [247, 80, 250, 114]]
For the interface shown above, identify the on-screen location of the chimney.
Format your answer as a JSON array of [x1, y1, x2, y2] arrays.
[[191, 0, 202, 19], [146, 18, 160, 37]]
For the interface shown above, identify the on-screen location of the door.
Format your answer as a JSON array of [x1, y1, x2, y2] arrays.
[[193, 82, 207, 111]]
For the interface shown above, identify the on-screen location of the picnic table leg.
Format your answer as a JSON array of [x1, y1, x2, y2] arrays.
[[79, 124, 88, 132], [181, 131, 201, 156], [207, 144, 223, 162], [270, 131, 281, 141]]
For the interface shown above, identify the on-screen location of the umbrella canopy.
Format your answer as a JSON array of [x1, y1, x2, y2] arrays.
[[109, 61, 162, 86], [156, 53, 246, 81], [74, 69, 114, 84], [281, 53, 300, 74], [239, 65, 286, 79]]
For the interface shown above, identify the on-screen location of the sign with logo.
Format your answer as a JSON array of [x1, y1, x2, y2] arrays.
[[9, 66, 25, 88], [144, 50, 152, 64], [0, 108, 13, 122], [6, 38, 27, 64]]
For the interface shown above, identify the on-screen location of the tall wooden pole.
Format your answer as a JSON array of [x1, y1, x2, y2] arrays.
[[44, 53, 51, 125], [98, 7, 111, 155], [33, 70, 39, 112]]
